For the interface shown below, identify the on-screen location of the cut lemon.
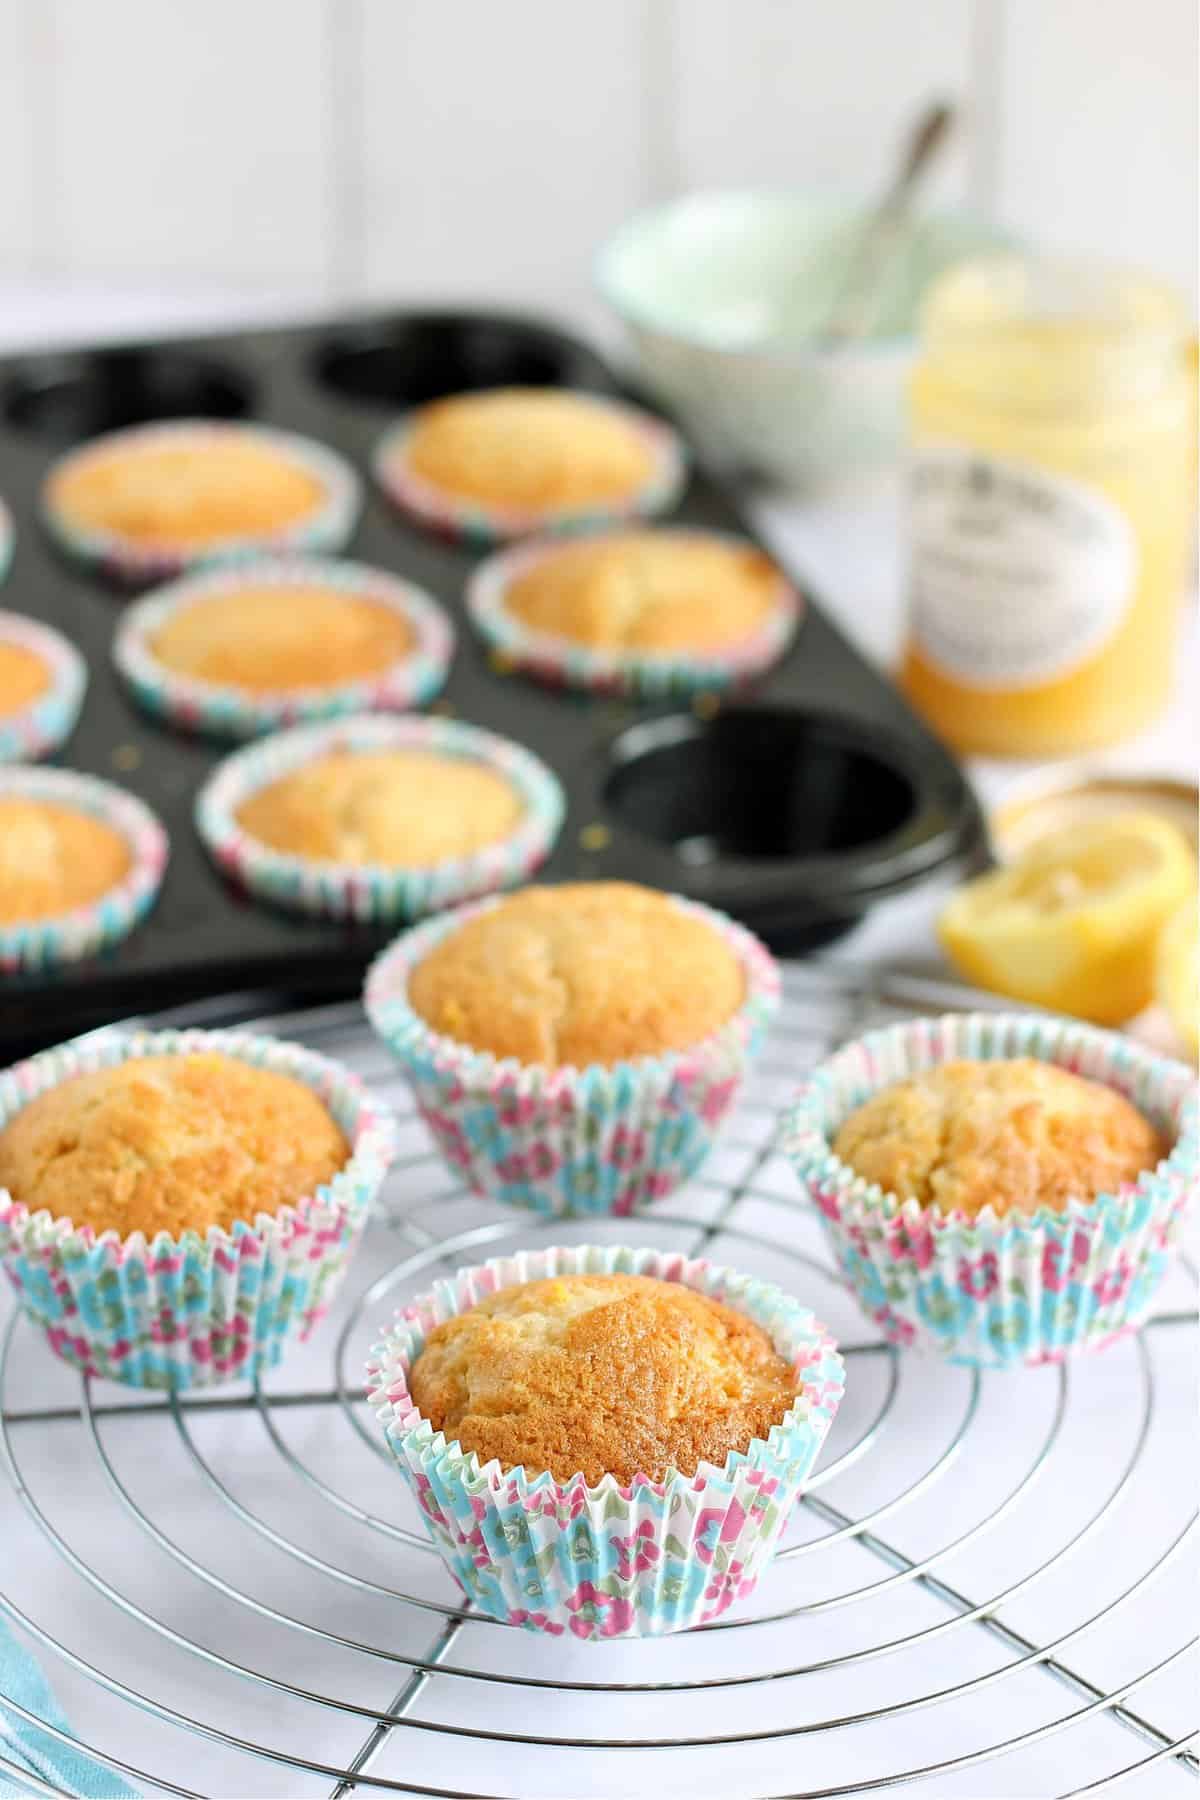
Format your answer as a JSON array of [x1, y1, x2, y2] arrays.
[[1156, 895, 1198, 1059], [939, 812, 1196, 1024]]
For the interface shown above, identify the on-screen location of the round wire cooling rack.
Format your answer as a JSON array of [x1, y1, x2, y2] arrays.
[[0, 971, 1197, 1800]]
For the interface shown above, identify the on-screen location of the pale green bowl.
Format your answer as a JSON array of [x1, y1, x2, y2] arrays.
[[597, 190, 1009, 488]]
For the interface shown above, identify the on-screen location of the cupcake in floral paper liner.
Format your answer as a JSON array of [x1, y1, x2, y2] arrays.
[[374, 387, 686, 548], [468, 527, 802, 698], [367, 1242, 843, 1639], [0, 766, 167, 974], [783, 1012, 1197, 1368], [42, 419, 362, 586], [113, 557, 455, 741], [195, 712, 565, 924], [0, 1027, 396, 1390], [0, 610, 87, 762], [364, 881, 780, 1217]]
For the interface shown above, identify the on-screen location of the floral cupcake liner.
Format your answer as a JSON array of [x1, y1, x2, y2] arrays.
[[0, 766, 168, 974], [113, 556, 455, 741], [364, 892, 780, 1217], [42, 420, 362, 586], [367, 1242, 843, 1639], [0, 611, 87, 762], [783, 1012, 1198, 1369], [466, 528, 803, 698], [0, 1027, 397, 1390], [373, 398, 687, 548], [195, 713, 565, 924]]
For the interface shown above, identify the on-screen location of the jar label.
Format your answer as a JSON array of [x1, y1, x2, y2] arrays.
[[908, 448, 1136, 688]]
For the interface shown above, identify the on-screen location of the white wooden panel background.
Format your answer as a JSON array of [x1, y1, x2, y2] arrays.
[[0, 0, 1194, 324]]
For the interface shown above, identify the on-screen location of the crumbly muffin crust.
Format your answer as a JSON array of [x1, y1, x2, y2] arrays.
[[0, 1052, 350, 1239], [149, 583, 414, 693], [404, 389, 656, 512], [832, 1058, 1164, 1219], [0, 797, 131, 924], [407, 881, 745, 1068], [235, 749, 523, 867], [0, 643, 50, 717], [409, 1272, 799, 1484], [49, 437, 327, 548], [505, 531, 781, 653]]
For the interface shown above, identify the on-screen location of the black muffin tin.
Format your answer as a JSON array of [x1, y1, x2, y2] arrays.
[[0, 309, 985, 1051]]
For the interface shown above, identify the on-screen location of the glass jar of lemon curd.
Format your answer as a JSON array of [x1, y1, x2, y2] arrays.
[[902, 255, 1194, 756]]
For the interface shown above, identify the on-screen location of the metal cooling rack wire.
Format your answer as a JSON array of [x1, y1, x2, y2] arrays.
[[0, 970, 1196, 1799]]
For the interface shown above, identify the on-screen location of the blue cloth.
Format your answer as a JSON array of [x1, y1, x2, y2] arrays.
[[0, 1612, 136, 1798]]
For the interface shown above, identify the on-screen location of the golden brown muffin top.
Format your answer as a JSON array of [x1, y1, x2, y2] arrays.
[[408, 881, 745, 1067], [0, 643, 50, 717], [506, 531, 782, 654], [409, 1273, 798, 1484], [0, 1052, 350, 1239], [404, 388, 656, 512], [48, 437, 327, 548], [235, 748, 523, 867], [832, 1058, 1164, 1219], [0, 798, 131, 924], [149, 583, 414, 693]]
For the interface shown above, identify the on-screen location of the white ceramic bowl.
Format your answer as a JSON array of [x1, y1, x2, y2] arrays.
[[597, 190, 1007, 488]]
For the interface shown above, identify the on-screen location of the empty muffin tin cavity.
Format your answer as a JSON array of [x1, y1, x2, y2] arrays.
[[3, 347, 253, 443], [604, 707, 919, 865], [311, 311, 617, 408]]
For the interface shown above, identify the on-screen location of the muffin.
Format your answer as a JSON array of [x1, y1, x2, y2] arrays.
[[833, 1059, 1163, 1220], [0, 1052, 349, 1239], [43, 421, 360, 583], [408, 1271, 798, 1485], [0, 1029, 396, 1388], [196, 715, 565, 923], [468, 528, 800, 696], [115, 560, 454, 740], [366, 882, 780, 1216], [368, 1243, 844, 1638], [236, 749, 523, 868], [0, 768, 167, 972], [785, 1014, 1197, 1367], [374, 387, 685, 544], [0, 612, 87, 763]]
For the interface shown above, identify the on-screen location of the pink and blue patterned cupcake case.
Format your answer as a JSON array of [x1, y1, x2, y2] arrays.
[[467, 529, 802, 699], [784, 1012, 1198, 1369], [0, 767, 167, 973], [0, 611, 87, 763], [367, 1243, 844, 1639], [113, 557, 455, 741], [0, 1028, 396, 1389], [364, 893, 780, 1217], [195, 713, 565, 924]]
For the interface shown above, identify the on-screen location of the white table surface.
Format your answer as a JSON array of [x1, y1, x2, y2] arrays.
[[0, 282, 1195, 1800]]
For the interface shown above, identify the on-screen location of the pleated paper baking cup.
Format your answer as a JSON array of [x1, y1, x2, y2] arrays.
[[196, 714, 565, 924], [367, 1243, 843, 1638], [373, 399, 686, 548], [0, 610, 87, 762], [0, 1028, 396, 1390], [364, 893, 780, 1217], [783, 1013, 1198, 1369], [0, 766, 168, 974], [42, 420, 362, 586], [467, 529, 802, 698], [113, 557, 455, 740]]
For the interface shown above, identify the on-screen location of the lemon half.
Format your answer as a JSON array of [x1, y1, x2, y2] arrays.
[[939, 812, 1196, 1024], [1156, 895, 1198, 1058]]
